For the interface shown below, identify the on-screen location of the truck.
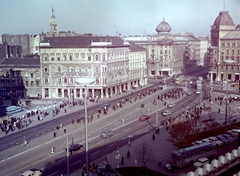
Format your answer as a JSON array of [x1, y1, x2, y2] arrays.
[[174, 75, 185, 84]]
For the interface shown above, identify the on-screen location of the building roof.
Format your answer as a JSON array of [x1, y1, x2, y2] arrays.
[[129, 42, 146, 52], [213, 10, 235, 26], [0, 58, 40, 68], [221, 30, 240, 39], [187, 35, 200, 41], [40, 36, 126, 48], [156, 17, 172, 33]]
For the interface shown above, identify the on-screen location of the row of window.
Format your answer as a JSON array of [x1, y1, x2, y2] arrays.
[[221, 42, 240, 48], [0, 80, 40, 87]]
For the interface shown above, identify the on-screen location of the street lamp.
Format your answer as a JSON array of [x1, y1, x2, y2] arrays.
[[223, 59, 234, 132], [76, 77, 95, 176]]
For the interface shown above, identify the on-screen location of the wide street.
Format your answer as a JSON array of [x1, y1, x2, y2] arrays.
[[0, 78, 201, 176]]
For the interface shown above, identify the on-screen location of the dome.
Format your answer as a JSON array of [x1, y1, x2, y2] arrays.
[[213, 10, 235, 26], [156, 17, 172, 33], [235, 24, 240, 30]]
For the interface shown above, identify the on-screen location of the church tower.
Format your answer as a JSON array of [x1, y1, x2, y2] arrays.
[[49, 7, 58, 35]]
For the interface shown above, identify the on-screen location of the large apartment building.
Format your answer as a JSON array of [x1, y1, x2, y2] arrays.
[[39, 36, 147, 100], [208, 10, 240, 82]]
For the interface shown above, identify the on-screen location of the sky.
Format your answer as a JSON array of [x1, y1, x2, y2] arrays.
[[0, 0, 239, 37]]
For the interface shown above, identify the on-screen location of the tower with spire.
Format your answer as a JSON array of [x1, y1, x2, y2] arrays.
[[49, 7, 58, 35]]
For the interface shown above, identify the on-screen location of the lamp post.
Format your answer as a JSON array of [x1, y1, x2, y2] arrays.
[[223, 59, 234, 132], [76, 77, 95, 176]]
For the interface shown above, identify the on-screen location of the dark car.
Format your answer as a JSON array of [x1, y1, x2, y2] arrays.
[[139, 114, 150, 121], [65, 143, 83, 152], [96, 165, 118, 176]]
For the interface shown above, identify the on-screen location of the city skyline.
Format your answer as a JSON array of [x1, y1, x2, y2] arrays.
[[0, 0, 240, 37]]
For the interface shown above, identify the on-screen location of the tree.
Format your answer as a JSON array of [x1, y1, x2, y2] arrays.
[[133, 140, 156, 176], [167, 119, 195, 148]]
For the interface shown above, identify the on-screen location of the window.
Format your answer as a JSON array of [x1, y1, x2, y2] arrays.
[[70, 77, 73, 83], [88, 56, 91, 61], [30, 73, 34, 78], [35, 46, 38, 50], [25, 81, 29, 87], [44, 57, 48, 61], [45, 77, 48, 84], [103, 55, 106, 61], [232, 43, 236, 47], [44, 68, 48, 72], [51, 57, 54, 61], [31, 81, 34, 87], [57, 57, 60, 61], [36, 80, 39, 86], [63, 54, 67, 61], [58, 66, 61, 72], [58, 78, 61, 84], [232, 50, 234, 55], [95, 55, 99, 61], [64, 77, 68, 83], [69, 55, 73, 61]]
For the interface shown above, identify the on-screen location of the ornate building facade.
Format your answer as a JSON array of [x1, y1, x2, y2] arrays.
[[39, 36, 147, 100], [208, 10, 240, 82]]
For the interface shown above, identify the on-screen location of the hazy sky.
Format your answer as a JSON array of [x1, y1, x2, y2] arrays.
[[0, 0, 239, 37]]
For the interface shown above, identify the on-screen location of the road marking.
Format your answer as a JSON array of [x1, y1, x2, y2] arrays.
[[107, 143, 116, 148], [136, 123, 142, 126], [49, 170, 59, 176], [91, 151, 100, 156], [135, 129, 145, 134], [71, 160, 81, 166], [124, 129, 130, 132], [12, 134, 22, 138], [58, 158, 66, 163]]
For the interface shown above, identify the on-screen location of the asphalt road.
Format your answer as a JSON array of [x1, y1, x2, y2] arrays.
[[0, 85, 201, 176]]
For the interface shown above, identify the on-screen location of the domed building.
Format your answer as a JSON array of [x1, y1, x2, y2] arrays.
[[156, 17, 172, 34], [208, 10, 240, 83]]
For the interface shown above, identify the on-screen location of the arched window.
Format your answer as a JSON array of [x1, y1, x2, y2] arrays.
[[69, 55, 73, 61], [31, 81, 34, 87], [95, 55, 99, 61]]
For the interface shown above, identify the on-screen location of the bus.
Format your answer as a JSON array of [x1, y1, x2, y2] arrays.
[[175, 75, 185, 84], [5, 106, 22, 115], [170, 142, 217, 168]]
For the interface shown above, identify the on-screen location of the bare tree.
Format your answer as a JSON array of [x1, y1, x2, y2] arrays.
[[133, 140, 157, 170]]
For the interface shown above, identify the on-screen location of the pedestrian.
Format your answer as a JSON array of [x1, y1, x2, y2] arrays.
[[97, 113, 100, 119], [128, 140, 131, 146], [159, 157, 162, 166], [64, 127, 66, 134], [53, 131, 56, 137], [218, 108, 220, 113], [166, 125, 169, 131], [152, 133, 155, 141], [127, 150, 131, 159]]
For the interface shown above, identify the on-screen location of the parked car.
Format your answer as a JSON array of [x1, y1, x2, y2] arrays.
[[227, 130, 238, 140], [162, 110, 171, 116], [21, 169, 42, 176], [193, 157, 209, 168], [168, 103, 176, 108], [196, 90, 201, 95], [192, 140, 203, 145], [229, 129, 240, 136], [100, 130, 115, 138], [65, 143, 83, 152], [207, 137, 224, 147], [216, 134, 230, 144], [186, 91, 192, 95], [139, 114, 150, 121], [222, 134, 235, 143], [96, 165, 118, 176]]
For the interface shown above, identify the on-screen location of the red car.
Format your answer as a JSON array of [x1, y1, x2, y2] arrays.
[[139, 115, 150, 121]]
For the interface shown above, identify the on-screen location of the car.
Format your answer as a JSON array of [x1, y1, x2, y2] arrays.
[[196, 90, 201, 95], [65, 143, 84, 152], [186, 91, 192, 95], [139, 114, 150, 121], [189, 80, 193, 84], [101, 103, 111, 109], [226, 131, 238, 140], [216, 134, 229, 144], [21, 170, 42, 176], [207, 137, 224, 147], [162, 110, 171, 116], [192, 140, 203, 145], [168, 103, 176, 108], [222, 134, 235, 143], [193, 157, 209, 168], [100, 129, 115, 138], [96, 165, 118, 176]]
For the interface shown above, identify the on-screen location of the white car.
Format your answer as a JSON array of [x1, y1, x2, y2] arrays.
[[168, 103, 176, 108], [193, 157, 209, 168], [162, 110, 171, 116], [207, 136, 224, 147], [196, 90, 201, 94], [21, 170, 42, 176]]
